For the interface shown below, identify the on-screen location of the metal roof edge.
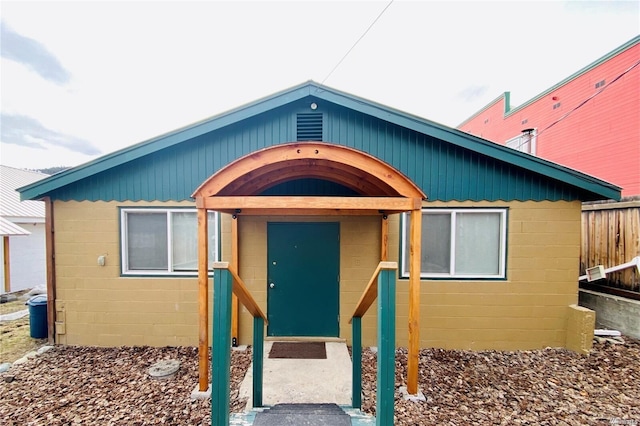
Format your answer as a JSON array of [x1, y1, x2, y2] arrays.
[[307, 83, 621, 201], [19, 81, 622, 202], [422, 125, 622, 200], [19, 81, 318, 201], [3, 216, 45, 223], [0, 217, 31, 236]]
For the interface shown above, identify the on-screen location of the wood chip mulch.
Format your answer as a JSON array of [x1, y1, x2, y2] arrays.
[[361, 338, 640, 425], [0, 346, 251, 426], [0, 338, 638, 425]]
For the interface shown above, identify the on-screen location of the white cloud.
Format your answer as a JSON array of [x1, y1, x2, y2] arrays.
[[1, 0, 638, 168], [1, 20, 71, 85]]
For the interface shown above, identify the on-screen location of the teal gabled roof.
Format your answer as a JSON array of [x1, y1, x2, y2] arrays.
[[19, 81, 621, 202]]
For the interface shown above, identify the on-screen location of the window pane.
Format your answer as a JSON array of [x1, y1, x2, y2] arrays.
[[208, 212, 218, 265], [172, 212, 198, 271], [455, 212, 500, 275], [405, 213, 451, 274], [127, 213, 168, 270], [423, 213, 451, 273], [172, 212, 218, 271]]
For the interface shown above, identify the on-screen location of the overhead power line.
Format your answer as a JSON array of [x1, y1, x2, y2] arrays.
[[320, 0, 395, 85], [511, 58, 640, 152], [536, 59, 640, 137]]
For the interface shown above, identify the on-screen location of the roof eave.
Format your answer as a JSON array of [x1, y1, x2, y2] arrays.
[[19, 81, 621, 202], [311, 85, 621, 201], [19, 82, 319, 201]]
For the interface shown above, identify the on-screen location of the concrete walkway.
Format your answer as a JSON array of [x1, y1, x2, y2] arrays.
[[239, 340, 353, 409]]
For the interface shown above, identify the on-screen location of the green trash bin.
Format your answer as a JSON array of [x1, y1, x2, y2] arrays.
[[26, 295, 48, 339]]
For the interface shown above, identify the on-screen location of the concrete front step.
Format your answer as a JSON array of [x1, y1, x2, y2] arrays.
[[253, 403, 350, 425], [230, 404, 376, 425], [262, 403, 348, 414]]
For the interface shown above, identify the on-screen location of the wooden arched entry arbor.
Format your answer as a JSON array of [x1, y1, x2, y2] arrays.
[[191, 142, 426, 395]]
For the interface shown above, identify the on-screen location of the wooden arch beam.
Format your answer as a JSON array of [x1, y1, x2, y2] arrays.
[[192, 142, 426, 199], [193, 141, 427, 396], [219, 160, 393, 196]]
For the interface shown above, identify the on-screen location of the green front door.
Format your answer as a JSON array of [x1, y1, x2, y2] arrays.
[[267, 222, 340, 337]]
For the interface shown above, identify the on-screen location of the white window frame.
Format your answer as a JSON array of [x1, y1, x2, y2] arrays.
[[120, 208, 219, 276], [505, 129, 537, 155], [401, 208, 507, 279]]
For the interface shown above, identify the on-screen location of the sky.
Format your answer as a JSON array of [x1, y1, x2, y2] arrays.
[[1, 0, 638, 170]]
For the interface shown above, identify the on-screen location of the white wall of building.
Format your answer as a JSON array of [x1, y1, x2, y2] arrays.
[[3, 222, 46, 293]]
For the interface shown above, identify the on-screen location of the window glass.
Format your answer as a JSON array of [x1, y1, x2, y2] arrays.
[[122, 209, 218, 275], [402, 209, 506, 279], [172, 212, 197, 271], [127, 213, 168, 270], [455, 212, 500, 275], [505, 130, 536, 155], [207, 212, 217, 269], [422, 213, 451, 273]]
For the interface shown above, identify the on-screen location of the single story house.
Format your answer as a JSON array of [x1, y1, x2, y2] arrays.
[[20, 82, 620, 362]]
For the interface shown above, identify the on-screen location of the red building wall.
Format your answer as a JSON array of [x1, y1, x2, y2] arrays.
[[458, 38, 640, 198]]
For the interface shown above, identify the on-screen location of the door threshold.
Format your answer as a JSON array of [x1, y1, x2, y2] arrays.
[[265, 336, 346, 343]]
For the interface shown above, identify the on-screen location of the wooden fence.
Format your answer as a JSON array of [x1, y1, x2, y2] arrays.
[[581, 200, 640, 293]]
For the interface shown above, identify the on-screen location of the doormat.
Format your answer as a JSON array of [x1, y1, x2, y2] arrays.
[[268, 342, 327, 359]]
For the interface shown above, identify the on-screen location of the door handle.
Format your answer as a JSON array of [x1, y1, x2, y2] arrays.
[[270, 283, 275, 289]]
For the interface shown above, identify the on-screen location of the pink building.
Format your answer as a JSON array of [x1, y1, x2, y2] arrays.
[[458, 36, 640, 198]]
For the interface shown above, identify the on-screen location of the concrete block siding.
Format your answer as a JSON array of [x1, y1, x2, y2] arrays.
[[401, 200, 581, 350], [52, 199, 583, 351]]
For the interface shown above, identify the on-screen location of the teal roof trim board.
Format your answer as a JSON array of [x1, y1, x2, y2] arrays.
[[19, 84, 315, 201], [19, 81, 621, 202]]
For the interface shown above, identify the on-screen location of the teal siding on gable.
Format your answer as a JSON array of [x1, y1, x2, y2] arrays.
[[261, 179, 358, 196], [323, 105, 583, 201], [49, 101, 584, 202], [49, 109, 295, 201]]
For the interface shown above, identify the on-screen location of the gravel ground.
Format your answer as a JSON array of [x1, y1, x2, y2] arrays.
[[1, 338, 638, 425]]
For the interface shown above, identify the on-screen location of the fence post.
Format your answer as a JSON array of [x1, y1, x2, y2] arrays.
[[253, 316, 264, 408], [211, 267, 232, 426], [352, 316, 362, 408], [377, 268, 396, 426]]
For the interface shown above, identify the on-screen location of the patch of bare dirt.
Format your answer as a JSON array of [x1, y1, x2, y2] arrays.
[[0, 298, 49, 364], [0, 293, 30, 315], [360, 338, 640, 425]]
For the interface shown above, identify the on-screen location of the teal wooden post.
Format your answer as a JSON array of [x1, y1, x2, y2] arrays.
[[377, 268, 396, 426], [253, 316, 264, 408], [211, 268, 232, 426], [352, 316, 362, 408]]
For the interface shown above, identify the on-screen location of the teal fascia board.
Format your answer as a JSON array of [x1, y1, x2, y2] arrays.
[[18, 82, 317, 201], [313, 84, 621, 200], [19, 81, 621, 202]]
